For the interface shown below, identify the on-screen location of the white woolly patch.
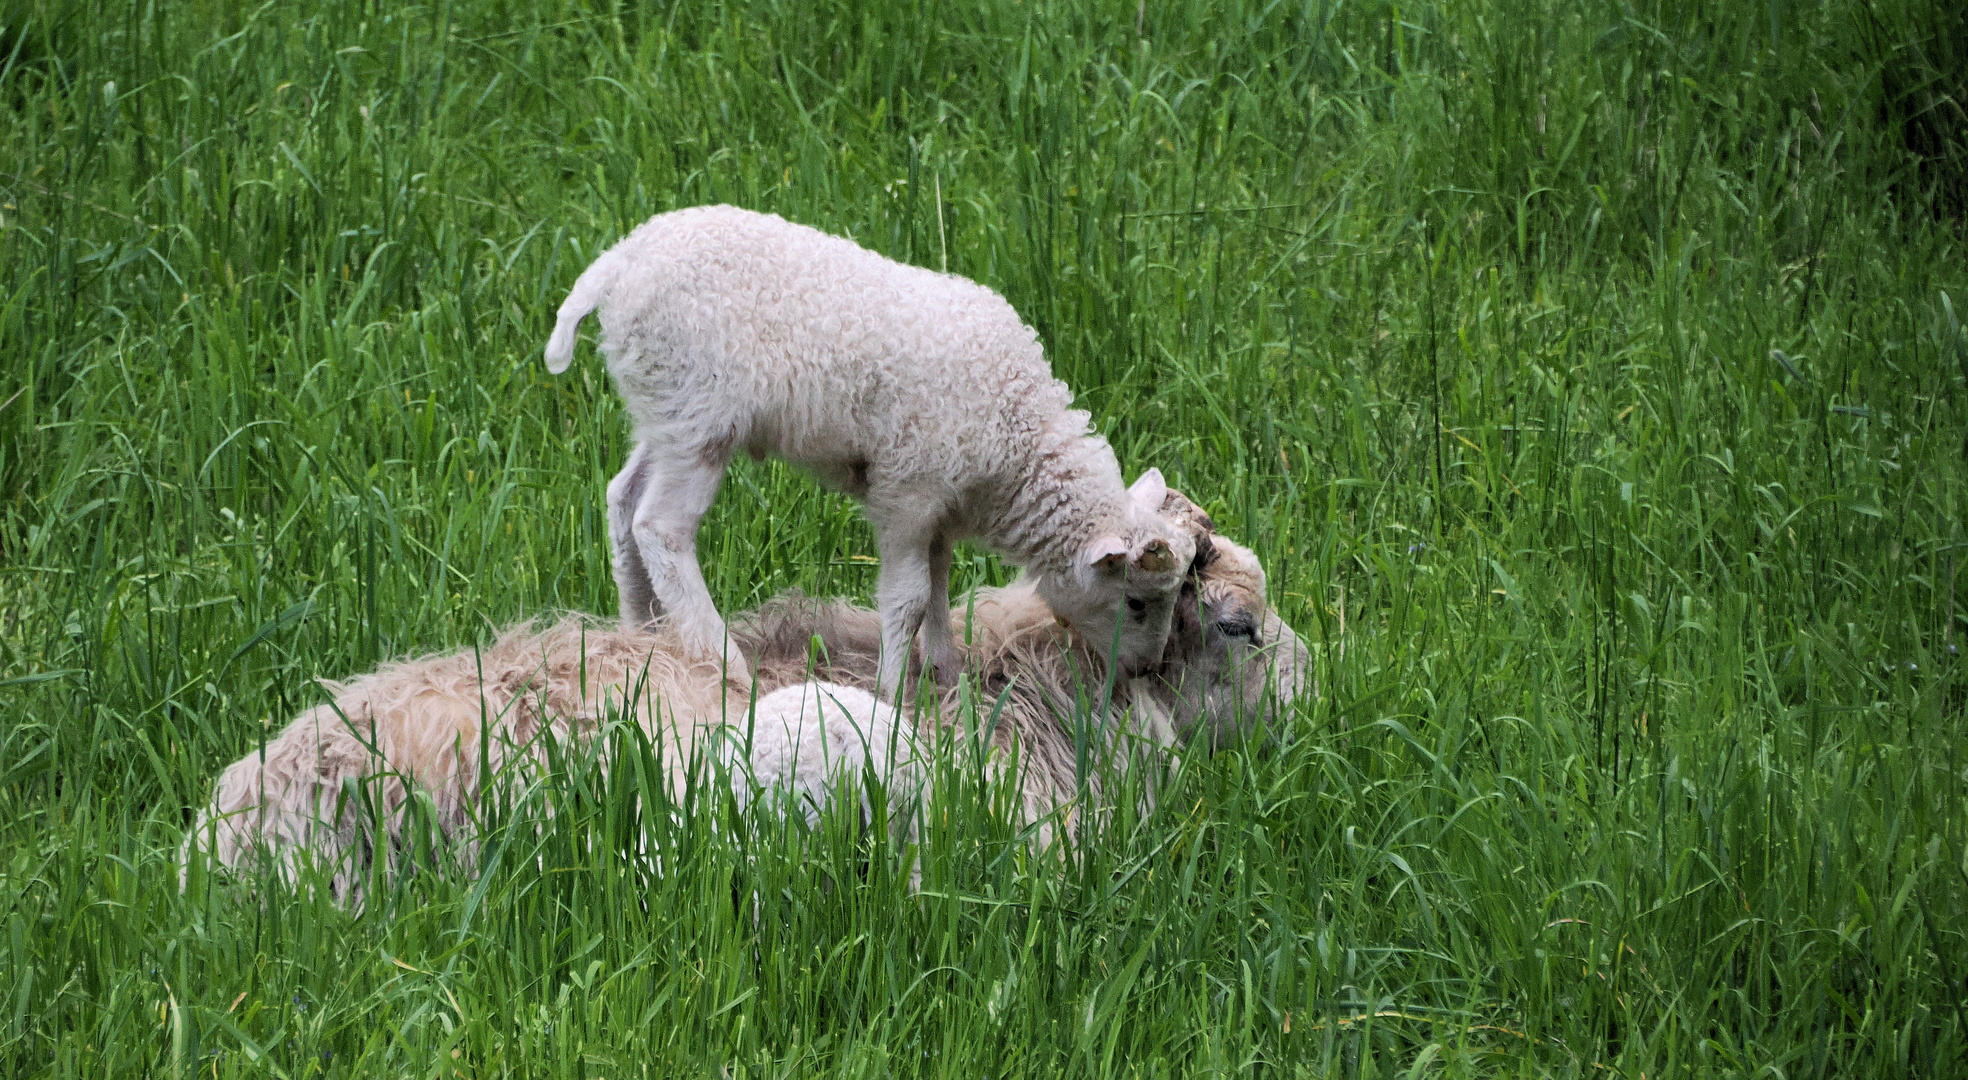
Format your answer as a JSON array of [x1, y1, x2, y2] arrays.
[[714, 682, 926, 827]]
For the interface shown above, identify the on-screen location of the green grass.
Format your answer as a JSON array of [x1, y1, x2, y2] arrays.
[[4, 0, 1967, 1074]]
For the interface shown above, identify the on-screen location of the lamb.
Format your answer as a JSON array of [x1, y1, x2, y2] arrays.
[[725, 681, 927, 831], [182, 521, 1304, 899], [543, 205, 1195, 693]]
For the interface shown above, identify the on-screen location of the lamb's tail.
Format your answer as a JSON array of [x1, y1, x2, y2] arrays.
[[543, 253, 620, 374]]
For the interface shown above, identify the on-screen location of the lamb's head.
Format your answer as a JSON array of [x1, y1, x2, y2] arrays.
[[1157, 529, 1312, 748], [1036, 468, 1197, 678]]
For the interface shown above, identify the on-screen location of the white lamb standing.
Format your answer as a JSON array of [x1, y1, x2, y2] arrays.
[[543, 205, 1195, 694]]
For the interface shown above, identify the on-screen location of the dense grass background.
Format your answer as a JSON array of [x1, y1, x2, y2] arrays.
[[4, 0, 1967, 1074]]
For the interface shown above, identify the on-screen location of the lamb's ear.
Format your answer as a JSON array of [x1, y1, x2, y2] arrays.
[[1160, 485, 1215, 534], [1082, 536, 1130, 577], [1128, 468, 1169, 513], [1134, 539, 1176, 575]]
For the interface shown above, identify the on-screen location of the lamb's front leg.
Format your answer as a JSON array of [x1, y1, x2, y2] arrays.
[[872, 521, 939, 702], [916, 529, 961, 689], [627, 448, 753, 686]]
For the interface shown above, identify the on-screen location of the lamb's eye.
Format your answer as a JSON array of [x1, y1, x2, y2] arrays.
[[1126, 597, 1147, 615]]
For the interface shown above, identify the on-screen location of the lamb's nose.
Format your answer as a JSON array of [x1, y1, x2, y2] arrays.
[[1123, 647, 1165, 678]]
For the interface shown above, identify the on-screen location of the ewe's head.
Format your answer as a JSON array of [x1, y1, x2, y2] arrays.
[[1039, 468, 1197, 677], [1159, 530, 1312, 747]]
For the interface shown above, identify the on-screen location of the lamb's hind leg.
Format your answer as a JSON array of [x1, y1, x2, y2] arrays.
[[627, 444, 752, 685], [608, 441, 661, 628]]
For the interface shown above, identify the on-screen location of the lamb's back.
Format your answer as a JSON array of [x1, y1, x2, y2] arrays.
[[593, 206, 1074, 473]]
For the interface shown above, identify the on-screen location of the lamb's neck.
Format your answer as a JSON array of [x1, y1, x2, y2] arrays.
[[988, 432, 1128, 574]]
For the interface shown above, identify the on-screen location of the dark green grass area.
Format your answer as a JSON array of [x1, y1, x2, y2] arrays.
[[4, 0, 1967, 1074]]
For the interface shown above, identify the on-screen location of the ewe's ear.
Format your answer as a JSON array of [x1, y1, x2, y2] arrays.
[[1082, 536, 1129, 577], [1128, 468, 1168, 513], [1134, 539, 1176, 575]]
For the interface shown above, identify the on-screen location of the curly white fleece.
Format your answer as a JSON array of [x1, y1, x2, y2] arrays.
[[712, 682, 925, 830], [545, 205, 1192, 692]]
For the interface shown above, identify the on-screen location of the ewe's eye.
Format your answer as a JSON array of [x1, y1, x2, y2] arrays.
[[1215, 615, 1257, 640], [1126, 597, 1147, 616]]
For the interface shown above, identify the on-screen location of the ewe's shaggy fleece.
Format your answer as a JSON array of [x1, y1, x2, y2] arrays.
[[182, 619, 744, 899], [546, 205, 1195, 692], [184, 535, 1306, 900]]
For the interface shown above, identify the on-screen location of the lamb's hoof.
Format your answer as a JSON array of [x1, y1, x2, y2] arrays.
[[923, 648, 966, 693], [920, 666, 956, 697], [621, 604, 666, 633], [715, 649, 755, 689]]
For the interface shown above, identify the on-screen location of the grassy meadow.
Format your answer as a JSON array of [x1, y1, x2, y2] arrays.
[[4, 0, 1967, 1074]]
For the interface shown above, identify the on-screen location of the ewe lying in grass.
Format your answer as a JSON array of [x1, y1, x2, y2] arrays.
[[183, 518, 1305, 901], [546, 205, 1193, 693]]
